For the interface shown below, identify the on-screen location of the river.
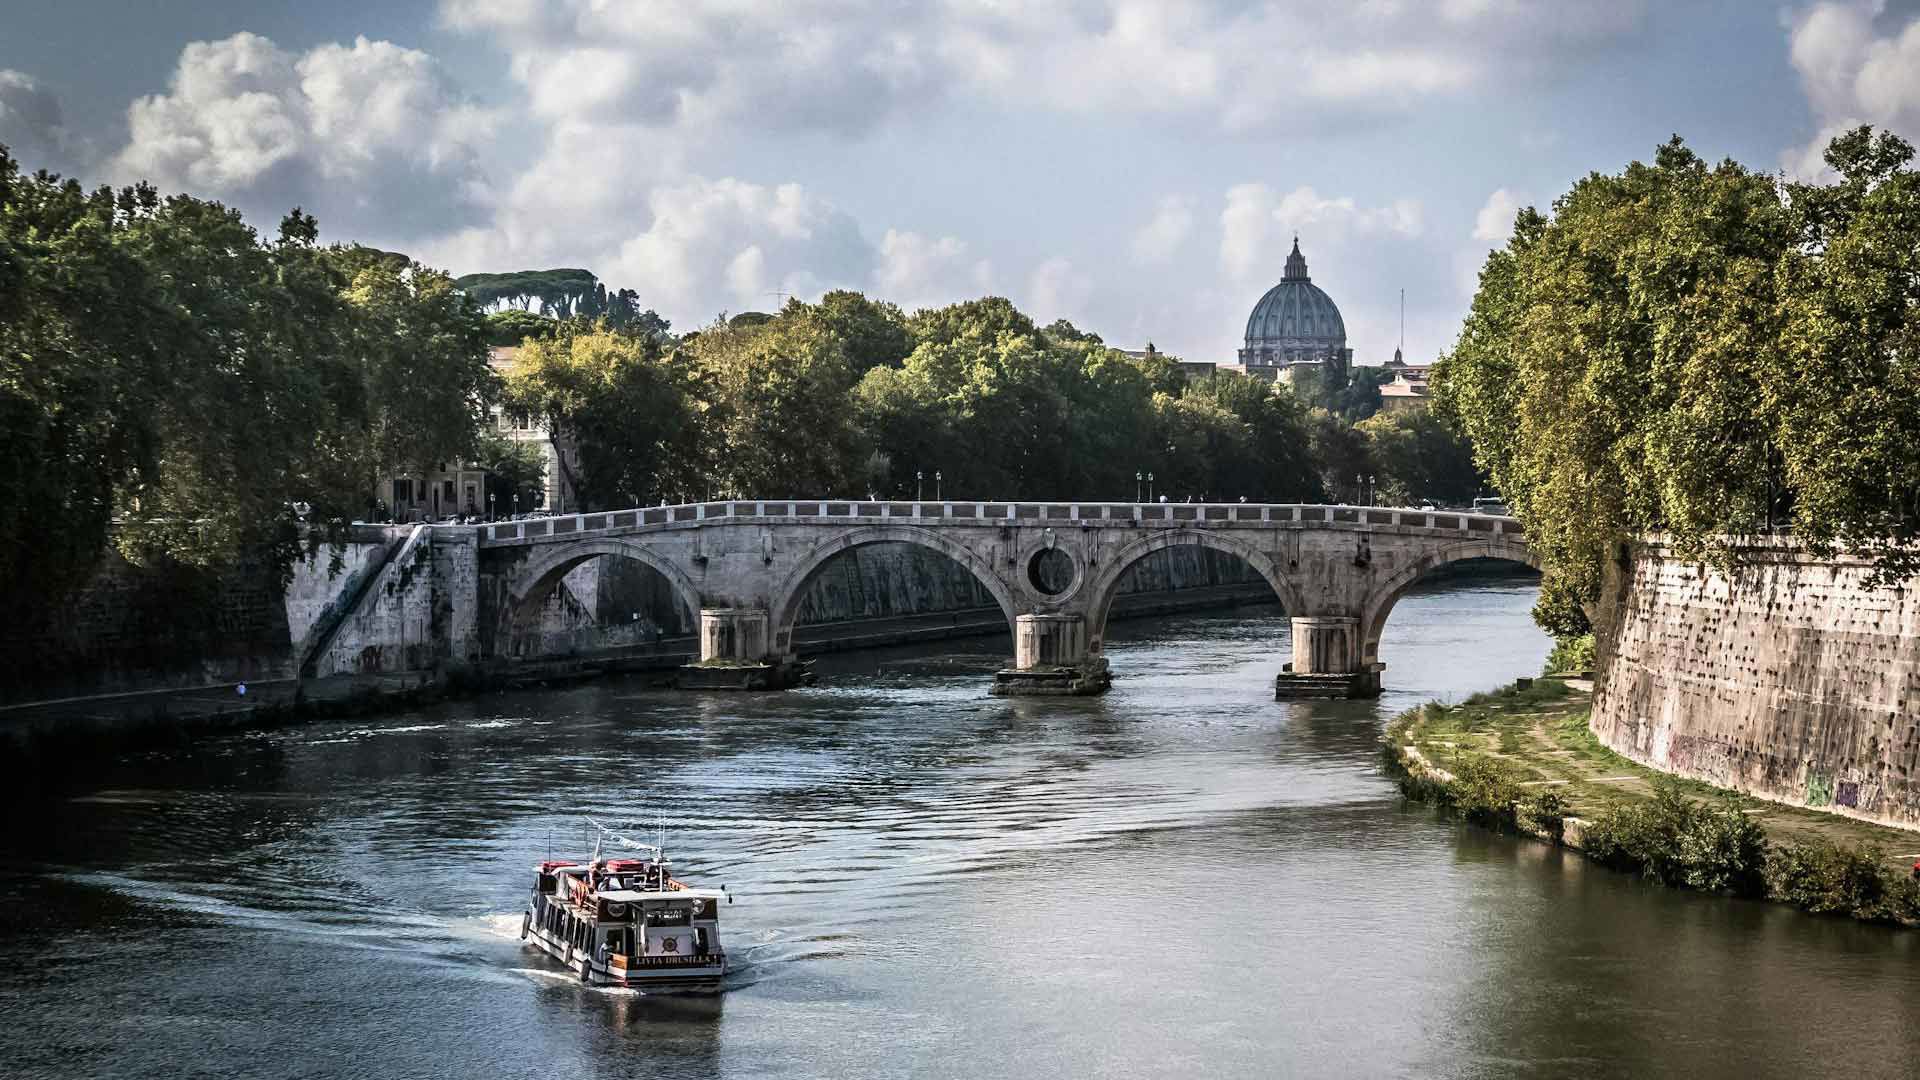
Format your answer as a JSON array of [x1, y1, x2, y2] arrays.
[[4, 579, 1918, 1079]]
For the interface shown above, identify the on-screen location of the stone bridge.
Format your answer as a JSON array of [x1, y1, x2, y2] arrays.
[[472, 499, 1533, 698]]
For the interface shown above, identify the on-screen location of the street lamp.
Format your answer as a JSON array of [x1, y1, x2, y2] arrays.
[[1367, 474, 1376, 506], [935, 470, 943, 501], [917, 470, 924, 501], [1148, 472, 1155, 503], [511, 492, 518, 518], [488, 492, 496, 521], [1136, 471, 1143, 503]]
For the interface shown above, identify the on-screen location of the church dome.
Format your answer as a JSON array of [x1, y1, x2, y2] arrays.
[[1241, 239, 1348, 361]]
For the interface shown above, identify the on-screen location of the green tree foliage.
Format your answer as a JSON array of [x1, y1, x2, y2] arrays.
[[1152, 374, 1323, 502], [504, 324, 701, 510], [0, 145, 495, 609], [1432, 130, 1920, 627], [1356, 409, 1484, 506], [683, 311, 867, 498], [1772, 128, 1920, 574], [475, 431, 549, 513], [802, 290, 912, 374], [486, 309, 557, 347], [1308, 408, 1372, 503], [455, 268, 669, 336]]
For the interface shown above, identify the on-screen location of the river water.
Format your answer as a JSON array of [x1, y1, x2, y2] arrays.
[[4, 579, 1918, 1079]]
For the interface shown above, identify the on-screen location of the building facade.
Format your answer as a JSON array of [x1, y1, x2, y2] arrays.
[[1378, 347, 1433, 413]]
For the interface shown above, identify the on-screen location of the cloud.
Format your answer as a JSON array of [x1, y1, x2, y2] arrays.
[[605, 176, 876, 321], [439, 0, 1649, 138], [112, 32, 497, 244], [1472, 188, 1527, 244], [876, 229, 994, 311], [1784, 1, 1920, 177], [1026, 256, 1093, 323], [1220, 183, 1423, 280], [0, 70, 78, 172], [1131, 195, 1195, 264]]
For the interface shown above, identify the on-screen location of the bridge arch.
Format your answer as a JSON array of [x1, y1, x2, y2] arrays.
[[767, 524, 1021, 657], [1357, 538, 1538, 667], [503, 537, 705, 655], [1081, 529, 1305, 652]]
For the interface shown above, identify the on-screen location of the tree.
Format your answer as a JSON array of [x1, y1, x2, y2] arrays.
[[1153, 374, 1323, 502], [1357, 410, 1484, 506], [805, 290, 911, 374], [1, 146, 500, 606], [1771, 127, 1920, 577], [329, 244, 497, 487], [486, 309, 556, 347], [505, 325, 701, 510], [1308, 408, 1372, 503], [1433, 134, 1803, 629], [683, 311, 867, 498]]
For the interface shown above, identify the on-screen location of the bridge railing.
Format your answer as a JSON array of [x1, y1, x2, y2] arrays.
[[471, 501, 1524, 546]]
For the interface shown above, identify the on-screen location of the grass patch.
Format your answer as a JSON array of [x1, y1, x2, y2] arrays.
[[1388, 677, 1920, 928]]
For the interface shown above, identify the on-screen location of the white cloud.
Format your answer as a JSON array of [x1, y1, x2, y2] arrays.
[[112, 33, 496, 243], [0, 69, 76, 172], [1027, 256, 1093, 323], [1472, 188, 1527, 244], [439, 0, 1648, 138], [1131, 195, 1194, 264], [606, 176, 876, 320], [1784, 1, 1920, 177], [876, 229, 993, 311], [1220, 183, 1423, 280]]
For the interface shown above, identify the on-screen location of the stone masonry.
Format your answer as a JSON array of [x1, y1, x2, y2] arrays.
[[1592, 538, 1920, 830]]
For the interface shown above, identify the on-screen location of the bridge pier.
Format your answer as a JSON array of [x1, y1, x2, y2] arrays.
[[991, 613, 1112, 697], [1274, 615, 1382, 699], [679, 608, 813, 691]]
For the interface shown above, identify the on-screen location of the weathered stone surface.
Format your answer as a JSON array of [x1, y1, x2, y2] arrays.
[[472, 501, 1534, 693], [1591, 539, 1920, 831]]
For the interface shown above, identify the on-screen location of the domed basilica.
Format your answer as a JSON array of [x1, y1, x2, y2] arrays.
[[1237, 237, 1352, 382]]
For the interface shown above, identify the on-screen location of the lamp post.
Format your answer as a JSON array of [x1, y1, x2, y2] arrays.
[[1148, 472, 1155, 503], [1368, 474, 1376, 506], [917, 470, 924, 501], [488, 492, 496, 521], [511, 492, 518, 518], [1136, 471, 1143, 503], [935, 470, 943, 501]]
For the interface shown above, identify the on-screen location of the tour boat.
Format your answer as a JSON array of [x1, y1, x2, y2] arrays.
[[521, 821, 729, 993]]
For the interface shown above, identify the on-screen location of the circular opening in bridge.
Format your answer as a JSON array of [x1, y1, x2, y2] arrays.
[[1027, 548, 1075, 595]]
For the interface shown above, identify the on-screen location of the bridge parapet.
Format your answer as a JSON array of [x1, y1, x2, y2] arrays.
[[472, 500, 1524, 548]]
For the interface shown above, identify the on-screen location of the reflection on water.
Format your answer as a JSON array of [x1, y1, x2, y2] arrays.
[[4, 581, 1918, 1079]]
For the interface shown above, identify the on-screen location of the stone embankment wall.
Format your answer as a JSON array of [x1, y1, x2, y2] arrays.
[[1591, 539, 1920, 831], [1, 526, 406, 704]]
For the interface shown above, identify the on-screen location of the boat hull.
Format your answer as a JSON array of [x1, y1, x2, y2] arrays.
[[523, 919, 726, 994]]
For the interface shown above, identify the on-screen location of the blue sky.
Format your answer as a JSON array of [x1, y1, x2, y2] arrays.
[[5, 1, 1920, 366]]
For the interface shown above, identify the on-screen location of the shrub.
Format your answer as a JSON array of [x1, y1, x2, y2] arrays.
[[1677, 803, 1768, 896], [1517, 788, 1568, 840], [1580, 781, 1768, 896], [1449, 756, 1524, 828], [1544, 633, 1596, 675], [1764, 841, 1920, 923]]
